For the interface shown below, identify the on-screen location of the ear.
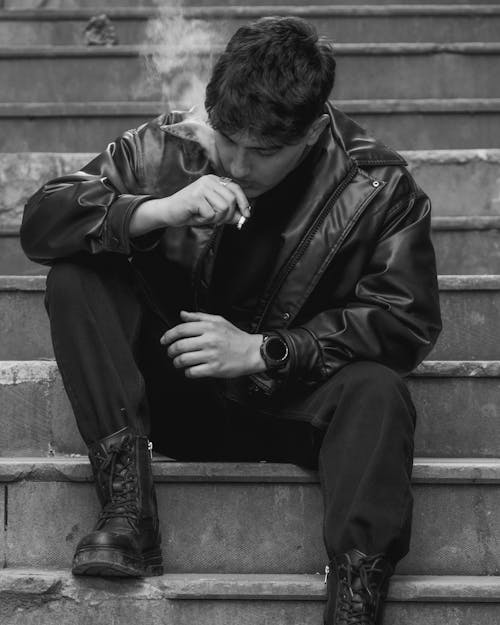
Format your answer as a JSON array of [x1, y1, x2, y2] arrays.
[[305, 114, 330, 146]]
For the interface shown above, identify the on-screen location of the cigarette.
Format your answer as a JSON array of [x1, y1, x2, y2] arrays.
[[236, 205, 252, 230]]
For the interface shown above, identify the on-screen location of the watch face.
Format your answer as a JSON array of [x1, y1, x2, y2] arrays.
[[266, 336, 288, 361]]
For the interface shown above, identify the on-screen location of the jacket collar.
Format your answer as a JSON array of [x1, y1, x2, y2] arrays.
[[326, 102, 407, 168]]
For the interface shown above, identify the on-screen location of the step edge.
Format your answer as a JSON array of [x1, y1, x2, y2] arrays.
[[1, 42, 500, 57], [2, 100, 500, 117], [2, 359, 500, 379], [0, 569, 499, 602], [3, 5, 500, 20], [0, 457, 498, 484], [3, 274, 500, 290], [2, 146, 500, 162]]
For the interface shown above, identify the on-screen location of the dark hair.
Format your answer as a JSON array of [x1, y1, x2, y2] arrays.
[[205, 16, 336, 145]]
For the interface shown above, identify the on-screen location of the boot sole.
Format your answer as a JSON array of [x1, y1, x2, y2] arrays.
[[72, 546, 163, 578]]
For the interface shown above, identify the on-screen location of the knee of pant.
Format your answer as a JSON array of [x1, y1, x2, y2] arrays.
[[340, 361, 410, 404], [44, 261, 89, 310], [339, 361, 416, 428]]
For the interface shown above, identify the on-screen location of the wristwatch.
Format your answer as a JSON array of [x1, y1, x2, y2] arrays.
[[260, 333, 289, 371]]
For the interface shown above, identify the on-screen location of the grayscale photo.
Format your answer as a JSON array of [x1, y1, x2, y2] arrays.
[[0, 1, 499, 624]]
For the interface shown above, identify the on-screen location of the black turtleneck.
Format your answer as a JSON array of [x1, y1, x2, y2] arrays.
[[207, 142, 321, 330]]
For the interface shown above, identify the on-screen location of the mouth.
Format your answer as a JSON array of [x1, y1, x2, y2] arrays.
[[236, 180, 255, 190]]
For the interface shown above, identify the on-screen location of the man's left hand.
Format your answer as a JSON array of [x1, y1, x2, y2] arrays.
[[160, 311, 266, 379]]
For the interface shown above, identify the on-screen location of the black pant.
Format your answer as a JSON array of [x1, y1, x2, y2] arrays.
[[44, 252, 416, 566]]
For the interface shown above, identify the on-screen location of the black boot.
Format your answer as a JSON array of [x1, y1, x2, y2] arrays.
[[72, 427, 163, 577], [324, 549, 393, 624]]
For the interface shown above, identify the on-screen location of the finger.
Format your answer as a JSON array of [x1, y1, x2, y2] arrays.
[[180, 310, 221, 322], [184, 363, 214, 379], [204, 189, 235, 224], [160, 321, 207, 346], [209, 185, 238, 224], [167, 336, 206, 358], [210, 179, 237, 206], [193, 198, 217, 224], [214, 176, 251, 217], [172, 350, 208, 370]]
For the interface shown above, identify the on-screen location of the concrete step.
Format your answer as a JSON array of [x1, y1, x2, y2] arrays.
[[432, 217, 500, 274], [1, 360, 499, 458], [5, 0, 500, 7], [1, 457, 498, 574], [1, 149, 499, 226], [1, 571, 498, 625], [3, 6, 500, 46], [1, 44, 500, 102], [0, 275, 498, 360], [2, 100, 500, 151], [4, 217, 500, 276]]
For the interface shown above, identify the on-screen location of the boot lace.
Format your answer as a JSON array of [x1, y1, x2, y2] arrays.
[[336, 554, 387, 625], [95, 438, 140, 530]]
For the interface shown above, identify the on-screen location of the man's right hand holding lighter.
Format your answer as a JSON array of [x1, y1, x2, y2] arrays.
[[129, 175, 251, 237]]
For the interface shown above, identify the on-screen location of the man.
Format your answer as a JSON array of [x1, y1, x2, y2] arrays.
[[21, 16, 441, 625]]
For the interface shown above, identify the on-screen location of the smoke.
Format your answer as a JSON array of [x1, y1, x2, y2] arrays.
[[142, 2, 223, 121]]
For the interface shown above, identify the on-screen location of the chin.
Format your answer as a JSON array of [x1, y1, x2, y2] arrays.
[[244, 185, 266, 199]]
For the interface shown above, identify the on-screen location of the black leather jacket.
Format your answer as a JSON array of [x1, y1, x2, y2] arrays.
[[21, 103, 442, 397]]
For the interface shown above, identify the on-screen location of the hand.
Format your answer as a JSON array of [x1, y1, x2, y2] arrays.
[[164, 175, 251, 228], [160, 311, 266, 379]]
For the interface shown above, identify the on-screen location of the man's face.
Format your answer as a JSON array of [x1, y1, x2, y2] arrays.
[[213, 129, 312, 199]]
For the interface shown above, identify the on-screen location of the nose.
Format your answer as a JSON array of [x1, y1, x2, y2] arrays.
[[228, 147, 251, 180]]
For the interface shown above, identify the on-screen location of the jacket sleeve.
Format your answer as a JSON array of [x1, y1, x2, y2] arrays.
[[252, 186, 442, 395], [20, 125, 159, 265]]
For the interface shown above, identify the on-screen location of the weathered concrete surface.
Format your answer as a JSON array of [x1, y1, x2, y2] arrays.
[[430, 288, 500, 360], [1, 45, 500, 103], [1, 360, 500, 457], [1, 149, 499, 223], [0, 361, 83, 457], [410, 376, 500, 457], [405, 149, 500, 216], [0, 153, 90, 225], [432, 228, 500, 274], [0, 570, 498, 625], [2, 279, 500, 360], [0, 230, 46, 275], [3, 7, 500, 46], [0, 289, 52, 359], [3, 461, 499, 574]]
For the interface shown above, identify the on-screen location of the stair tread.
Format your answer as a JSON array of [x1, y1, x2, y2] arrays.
[[1, 456, 499, 484], [1, 145, 499, 157], [3, 5, 500, 19], [1, 100, 500, 116], [3, 358, 500, 378], [2, 42, 500, 56], [2, 274, 500, 290], [1, 569, 499, 601]]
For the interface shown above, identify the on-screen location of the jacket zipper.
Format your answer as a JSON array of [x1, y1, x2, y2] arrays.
[[254, 163, 359, 332]]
